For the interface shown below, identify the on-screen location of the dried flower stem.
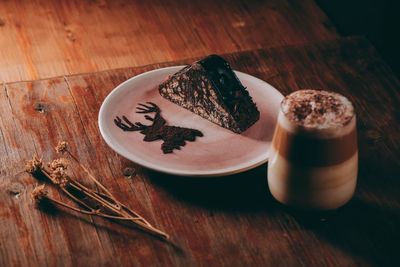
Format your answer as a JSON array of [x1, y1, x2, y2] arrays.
[[26, 149, 169, 240], [48, 197, 96, 215], [49, 197, 134, 220], [61, 187, 93, 210], [68, 182, 124, 215], [65, 150, 121, 210], [74, 182, 168, 239], [93, 191, 168, 239], [95, 191, 154, 226], [37, 164, 121, 215], [52, 196, 167, 238]]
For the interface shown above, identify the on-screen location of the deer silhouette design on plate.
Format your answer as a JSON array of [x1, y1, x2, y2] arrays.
[[114, 102, 203, 153]]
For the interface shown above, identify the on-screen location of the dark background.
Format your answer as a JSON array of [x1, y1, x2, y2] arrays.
[[318, 0, 400, 77]]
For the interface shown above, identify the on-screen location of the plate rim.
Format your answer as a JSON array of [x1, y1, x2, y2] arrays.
[[98, 66, 283, 177]]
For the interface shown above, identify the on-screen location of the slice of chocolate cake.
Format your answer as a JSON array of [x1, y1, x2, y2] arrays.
[[158, 55, 260, 133]]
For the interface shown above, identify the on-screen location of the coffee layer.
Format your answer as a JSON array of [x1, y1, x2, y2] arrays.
[[272, 122, 357, 167], [268, 149, 358, 209]]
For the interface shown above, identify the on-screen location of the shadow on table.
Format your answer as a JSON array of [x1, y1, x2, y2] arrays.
[[286, 156, 400, 266], [285, 194, 400, 266], [146, 163, 279, 213], [148, 163, 400, 266]]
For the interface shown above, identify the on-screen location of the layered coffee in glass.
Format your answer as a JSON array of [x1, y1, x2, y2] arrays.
[[268, 90, 358, 210]]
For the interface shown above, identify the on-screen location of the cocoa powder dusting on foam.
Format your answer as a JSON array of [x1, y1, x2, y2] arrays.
[[282, 90, 354, 128]]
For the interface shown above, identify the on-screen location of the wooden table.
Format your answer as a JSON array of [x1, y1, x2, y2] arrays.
[[1, 37, 399, 266], [0, 0, 336, 83]]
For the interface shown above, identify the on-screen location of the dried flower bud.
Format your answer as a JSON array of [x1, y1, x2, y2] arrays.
[[48, 158, 69, 171], [50, 167, 70, 187], [31, 184, 48, 203], [47, 158, 70, 187], [55, 141, 68, 154], [25, 155, 43, 174]]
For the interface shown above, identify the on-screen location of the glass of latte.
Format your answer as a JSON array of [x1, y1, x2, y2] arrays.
[[267, 89, 358, 210]]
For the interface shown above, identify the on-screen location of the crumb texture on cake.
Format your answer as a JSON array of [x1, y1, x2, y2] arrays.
[[158, 55, 260, 133], [281, 89, 354, 128]]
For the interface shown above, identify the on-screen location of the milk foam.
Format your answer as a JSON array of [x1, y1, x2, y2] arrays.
[[281, 90, 354, 129]]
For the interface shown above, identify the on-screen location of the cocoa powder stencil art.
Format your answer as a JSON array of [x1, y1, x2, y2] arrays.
[[114, 102, 203, 154]]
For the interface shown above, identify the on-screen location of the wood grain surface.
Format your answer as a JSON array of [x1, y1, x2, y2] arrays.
[[0, 0, 337, 83], [1, 37, 399, 266]]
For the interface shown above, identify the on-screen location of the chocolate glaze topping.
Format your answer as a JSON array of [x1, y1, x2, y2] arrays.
[[198, 55, 254, 127], [198, 55, 247, 106], [158, 54, 260, 133]]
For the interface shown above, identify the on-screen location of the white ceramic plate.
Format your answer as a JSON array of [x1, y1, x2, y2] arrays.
[[98, 66, 283, 177]]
